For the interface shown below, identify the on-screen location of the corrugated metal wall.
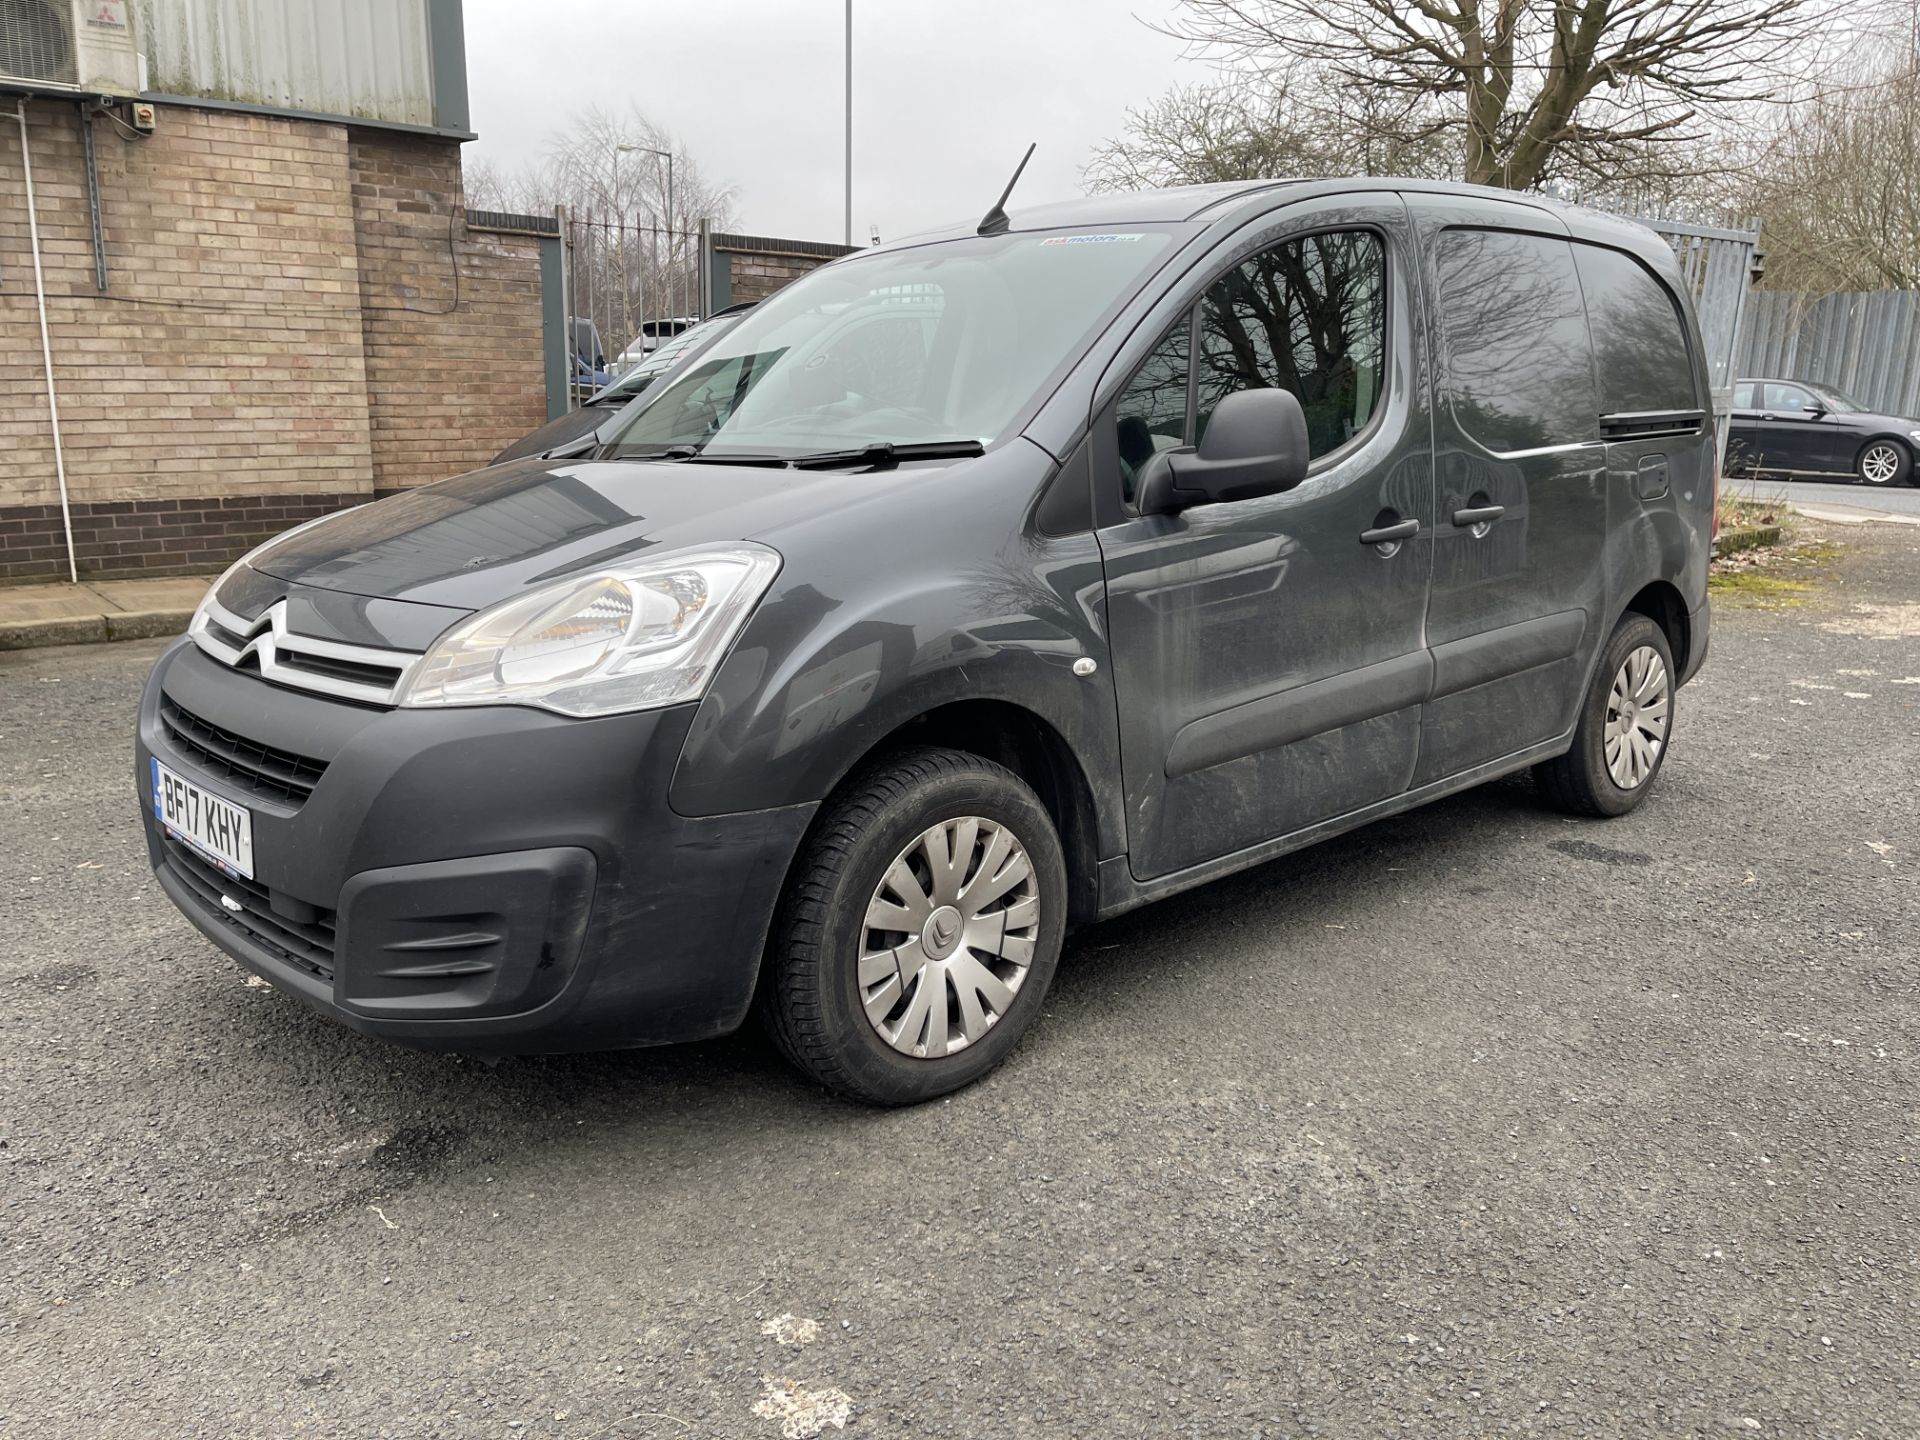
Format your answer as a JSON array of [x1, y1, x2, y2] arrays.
[[134, 0, 436, 128], [1741, 291, 1920, 419], [1644, 217, 1762, 394]]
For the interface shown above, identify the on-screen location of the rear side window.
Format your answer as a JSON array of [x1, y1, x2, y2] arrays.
[[1435, 230, 1598, 453], [1573, 244, 1698, 415], [1734, 382, 1758, 409], [1196, 229, 1387, 459]]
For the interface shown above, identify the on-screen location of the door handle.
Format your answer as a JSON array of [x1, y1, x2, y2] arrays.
[[1452, 505, 1504, 528], [1359, 518, 1420, 546]]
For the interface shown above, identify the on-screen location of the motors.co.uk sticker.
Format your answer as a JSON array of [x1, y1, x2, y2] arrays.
[[1040, 233, 1147, 247]]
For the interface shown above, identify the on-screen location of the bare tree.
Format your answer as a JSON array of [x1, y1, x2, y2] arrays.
[[468, 106, 739, 358], [1086, 77, 1452, 190], [1737, 44, 1920, 291], [468, 107, 737, 227], [1127, 0, 1868, 193], [540, 107, 737, 235]]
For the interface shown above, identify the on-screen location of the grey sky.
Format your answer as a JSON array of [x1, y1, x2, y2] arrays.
[[463, 0, 1198, 242]]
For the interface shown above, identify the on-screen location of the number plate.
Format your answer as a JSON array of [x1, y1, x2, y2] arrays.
[[152, 758, 254, 879]]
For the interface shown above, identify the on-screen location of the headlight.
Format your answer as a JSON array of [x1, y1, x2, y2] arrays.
[[396, 543, 782, 717], [1908, 430, 1920, 445]]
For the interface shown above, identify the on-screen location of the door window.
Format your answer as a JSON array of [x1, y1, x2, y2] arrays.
[[1734, 382, 1758, 409], [1195, 229, 1387, 459], [1764, 382, 1815, 412], [1572, 245, 1698, 415], [1435, 230, 1599, 453], [1114, 319, 1192, 501]]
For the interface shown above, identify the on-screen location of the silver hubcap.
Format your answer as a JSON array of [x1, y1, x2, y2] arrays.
[[859, 816, 1039, 1059], [1604, 646, 1670, 790], [1862, 445, 1900, 484]]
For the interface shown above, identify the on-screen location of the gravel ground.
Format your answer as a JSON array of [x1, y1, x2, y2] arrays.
[[1, 523, 1915, 1439]]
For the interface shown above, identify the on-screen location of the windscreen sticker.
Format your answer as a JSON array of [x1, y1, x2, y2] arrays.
[[1040, 233, 1147, 247]]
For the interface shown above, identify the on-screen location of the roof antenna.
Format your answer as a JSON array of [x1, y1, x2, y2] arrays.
[[977, 143, 1036, 237]]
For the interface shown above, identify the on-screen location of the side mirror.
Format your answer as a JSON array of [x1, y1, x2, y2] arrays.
[[1804, 402, 1828, 417], [1138, 388, 1311, 515]]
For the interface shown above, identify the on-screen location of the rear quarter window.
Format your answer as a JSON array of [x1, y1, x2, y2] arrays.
[[1434, 229, 1599, 453], [1572, 244, 1700, 415]]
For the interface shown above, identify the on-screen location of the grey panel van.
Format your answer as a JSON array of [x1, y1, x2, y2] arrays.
[[137, 179, 1713, 1105]]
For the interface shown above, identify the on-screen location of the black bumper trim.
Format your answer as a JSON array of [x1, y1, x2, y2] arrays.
[[161, 835, 336, 981]]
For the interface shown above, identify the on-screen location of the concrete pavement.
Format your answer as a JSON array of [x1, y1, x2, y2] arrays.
[[0, 576, 211, 651]]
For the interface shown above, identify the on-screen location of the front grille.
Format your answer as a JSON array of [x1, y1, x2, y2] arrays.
[[162, 838, 337, 983], [189, 597, 421, 708], [160, 697, 328, 807]]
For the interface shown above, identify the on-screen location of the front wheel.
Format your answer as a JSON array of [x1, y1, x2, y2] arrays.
[[1535, 613, 1675, 818], [761, 746, 1067, 1105], [1857, 439, 1911, 488]]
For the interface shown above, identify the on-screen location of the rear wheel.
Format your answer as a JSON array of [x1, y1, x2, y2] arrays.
[[1535, 613, 1675, 818], [1857, 439, 1910, 488], [761, 747, 1066, 1105]]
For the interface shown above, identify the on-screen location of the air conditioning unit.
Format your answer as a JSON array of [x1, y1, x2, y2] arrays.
[[0, 0, 142, 98]]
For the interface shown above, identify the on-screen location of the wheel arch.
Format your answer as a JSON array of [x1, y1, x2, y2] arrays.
[[790, 699, 1105, 928], [1622, 579, 1691, 676]]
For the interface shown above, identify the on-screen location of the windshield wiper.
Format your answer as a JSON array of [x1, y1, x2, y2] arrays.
[[616, 446, 792, 467], [787, 440, 987, 471], [611, 441, 987, 470]]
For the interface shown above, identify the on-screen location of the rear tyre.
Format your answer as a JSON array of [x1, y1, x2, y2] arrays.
[[1534, 613, 1675, 819], [1857, 439, 1910, 488], [761, 746, 1067, 1106]]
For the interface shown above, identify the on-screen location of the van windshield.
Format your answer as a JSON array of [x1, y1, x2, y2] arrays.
[[602, 229, 1177, 459]]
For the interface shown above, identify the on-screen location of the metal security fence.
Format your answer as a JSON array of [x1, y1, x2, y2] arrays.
[[1642, 215, 1762, 395], [1636, 214, 1762, 464], [562, 211, 712, 403], [1739, 290, 1920, 419]]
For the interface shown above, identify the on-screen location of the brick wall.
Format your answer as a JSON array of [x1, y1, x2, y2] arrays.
[[0, 107, 372, 520], [4, 494, 358, 581], [349, 133, 547, 495], [712, 233, 860, 307], [0, 102, 547, 584]]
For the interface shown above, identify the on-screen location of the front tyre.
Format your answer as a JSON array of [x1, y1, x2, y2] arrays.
[[761, 747, 1067, 1105], [1534, 613, 1676, 818], [1857, 439, 1911, 488]]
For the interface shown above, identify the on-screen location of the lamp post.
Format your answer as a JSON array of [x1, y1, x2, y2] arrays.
[[617, 142, 678, 326], [616, 142, 675, 240], [845, 0, 853, 246]]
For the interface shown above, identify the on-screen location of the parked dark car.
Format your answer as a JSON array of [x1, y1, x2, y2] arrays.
[[493, 304, 756, 466], [1725, 378, 1920, 487], [137, 179, 1713, 1105]]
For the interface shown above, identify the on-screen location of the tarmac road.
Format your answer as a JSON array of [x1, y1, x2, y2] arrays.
[[1729, 474, 1920, 521], [1, 523, 1916, 1439]]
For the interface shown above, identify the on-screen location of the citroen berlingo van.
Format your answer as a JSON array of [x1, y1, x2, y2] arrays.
[[138, 179, 1714, 1104]]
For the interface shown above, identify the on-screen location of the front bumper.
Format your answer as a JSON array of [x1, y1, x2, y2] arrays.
[[136, 639, 816, 1051]]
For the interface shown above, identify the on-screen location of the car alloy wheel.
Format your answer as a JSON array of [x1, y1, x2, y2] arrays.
[[1860, 442, 1903, 486], [858, 816, 1039, 1058], [1603, 644, 1671, 790]]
